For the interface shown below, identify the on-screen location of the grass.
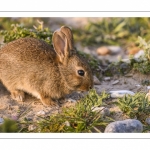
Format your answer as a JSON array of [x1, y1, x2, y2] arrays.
[[0, 20, 53, 45], [116, 92, 150, 123], [19, 89, 112, 133], [74, 18, 150, 47], [0, 89, 113, 133]]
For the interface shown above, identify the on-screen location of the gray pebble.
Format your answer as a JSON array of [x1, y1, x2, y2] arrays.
[[28, 125, 37, 131], [92, 107, 110, 117], [145, 118, 150, 125], [93, 76, 101, 85], [104, 77, 111, 81], [0, 117, 4, 124], [104, 119, 143, 133], [107, 46, 122, 54]]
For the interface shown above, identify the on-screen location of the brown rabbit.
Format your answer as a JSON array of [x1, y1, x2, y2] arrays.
[[0, 26, 93, 106]]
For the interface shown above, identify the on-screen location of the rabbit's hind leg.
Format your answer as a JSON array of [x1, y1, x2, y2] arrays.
[[11, 90, 25, 102]]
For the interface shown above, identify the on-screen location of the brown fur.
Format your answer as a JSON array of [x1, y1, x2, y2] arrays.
[[0, 26, 93, 106]]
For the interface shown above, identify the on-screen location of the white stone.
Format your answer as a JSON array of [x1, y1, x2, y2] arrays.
[[109, 90, 135, 98], [112, 80, 119, 85], [104, 77, 111, 81], [134, 50, 144, 59], [67, 98, 77, 103], [37, 110, 45, 116], [92, 107, 110, 117], [28, 125, 37, 131], [121, 59, 131, 64], [107, 46, 122, 54], [64, 121, 70, 127], [136, 84, 141, 87]]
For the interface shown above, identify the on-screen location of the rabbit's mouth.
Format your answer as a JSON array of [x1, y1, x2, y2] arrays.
[[76, 84, 93, 93], [76, 87, 92, 93]]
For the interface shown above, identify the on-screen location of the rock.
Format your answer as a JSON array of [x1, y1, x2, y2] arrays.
[[97, 46, 111, 56], [28, 125, 37, 131], [94, 85, 101, 94], [104, 119, 143, 133], [145, 118, 150, 125], [93, 76, 101, 85], [11, 114, 19, 121], [67, 98, 77, 103], [92, 107, 110, 117], [104, 77, 111, 81], [135, 84, 141, 87], [127, 46, 140, 55], [134, 50, 144, 58], [0, 117, 4, 124], [109, 90, 135, 98], [112, 80, 119, 85], [64, 121, 70, 127], [37, 110, 45, 116], [121, 58, 131, 64], [107, 46, 122, 54], [147, 86, 150, 90]]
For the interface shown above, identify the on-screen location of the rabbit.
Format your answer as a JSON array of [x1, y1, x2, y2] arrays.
[[0, 26, 93, 106]]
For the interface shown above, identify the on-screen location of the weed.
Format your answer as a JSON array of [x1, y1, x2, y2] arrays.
[[116, 92, 150, 123], [74, 18, 150, 47], [131, 36, 150, 74], [0, 119, 18, 132], [0, 20, 53, 45], [19, 89, 112, 133]]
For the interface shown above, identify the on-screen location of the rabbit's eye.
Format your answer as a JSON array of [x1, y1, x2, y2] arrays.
[[78, 70, 85, 76]]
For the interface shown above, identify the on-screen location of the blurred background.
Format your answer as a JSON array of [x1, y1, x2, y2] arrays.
[[0, 17, 150, 62]]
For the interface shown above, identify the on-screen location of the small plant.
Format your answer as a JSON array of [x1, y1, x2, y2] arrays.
[[19, 89, 112, 133], [116, 92, 150, 123], [131, 36, 150, 74], [74, 18, 150, 47], [0, 119, 18, 132], [0, 20, 53, 45], [137, 36, 150, 60]]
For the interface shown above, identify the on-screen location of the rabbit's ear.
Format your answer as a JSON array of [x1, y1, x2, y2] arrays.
[[60, 26, 74, 50], [52, 31, 70, 63]]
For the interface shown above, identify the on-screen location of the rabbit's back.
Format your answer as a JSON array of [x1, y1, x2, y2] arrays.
[[0, 37, 56, 64]]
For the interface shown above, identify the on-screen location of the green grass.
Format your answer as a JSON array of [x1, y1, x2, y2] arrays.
[[0, 119, 18, 132], [116, 92, 150, 123], [0, 20, 53, 45], [74, 18, 150, 47], [0, 89, 113, 133], [19, 89, 112, 133]]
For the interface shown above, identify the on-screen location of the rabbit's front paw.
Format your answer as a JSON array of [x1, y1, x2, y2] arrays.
[[11, 90, 25, 102], [40, 97, 58, 107]]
